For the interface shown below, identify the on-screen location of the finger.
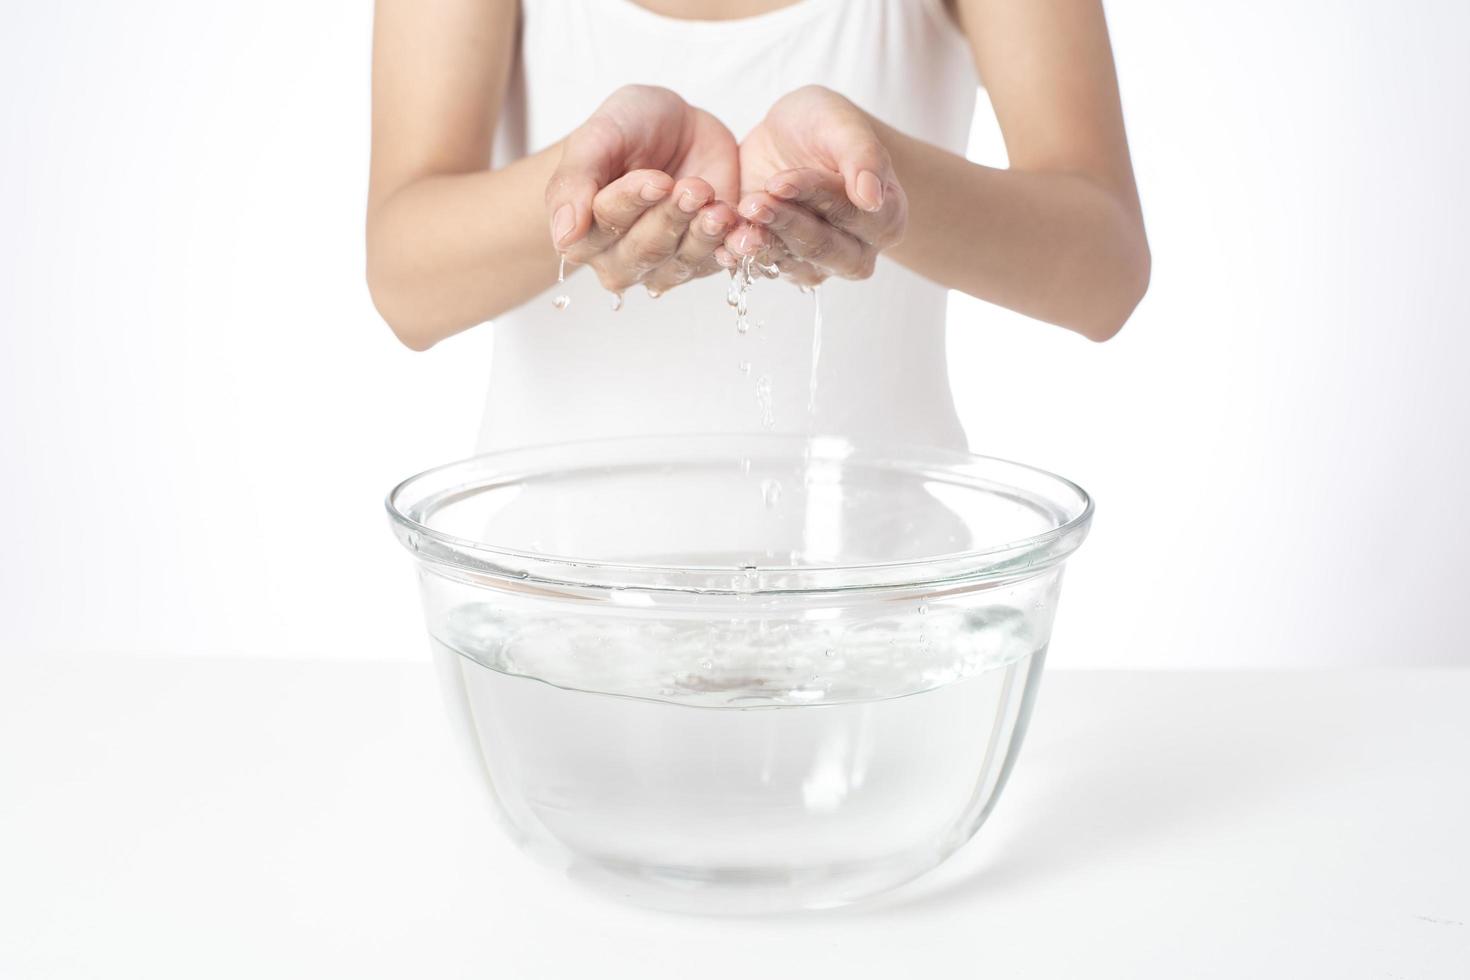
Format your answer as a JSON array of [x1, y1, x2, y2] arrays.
[[679, 108, 741, 205], [596, 177, 712, 291], [780, 258, 827, 288], [721, 220, 779, 261], [564, 169, 673, 264], [760, 168, 881, 242], [810, 122, 895, 212], [740, 192, 870, 279], [644, 202, 735, 293], [545, 116, 625, 250]]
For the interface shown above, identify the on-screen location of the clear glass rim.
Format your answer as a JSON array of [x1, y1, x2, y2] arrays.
[[385, 434, 1093, 595]]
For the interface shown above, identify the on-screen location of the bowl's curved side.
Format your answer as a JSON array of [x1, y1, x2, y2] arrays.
[[426, 594, 1056, 914]]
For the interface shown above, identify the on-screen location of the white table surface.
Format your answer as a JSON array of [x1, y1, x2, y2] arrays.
[[2, 657, 1466, 979]]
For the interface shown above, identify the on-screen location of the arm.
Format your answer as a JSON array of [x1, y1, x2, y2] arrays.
[[891, 0, 1149, 340], [367, 2, 740, 350], [733, 0, 1149, 341], [366, 0, 556, 351]]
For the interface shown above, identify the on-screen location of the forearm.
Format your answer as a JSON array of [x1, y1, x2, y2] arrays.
[[877, 119, 1150, 342], [366, 143, 561, 350]]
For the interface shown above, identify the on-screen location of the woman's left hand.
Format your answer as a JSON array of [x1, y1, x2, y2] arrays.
[[728, 85, 908, 286]]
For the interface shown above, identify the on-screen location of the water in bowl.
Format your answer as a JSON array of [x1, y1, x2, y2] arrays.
[[431, 602, 1046, 912]]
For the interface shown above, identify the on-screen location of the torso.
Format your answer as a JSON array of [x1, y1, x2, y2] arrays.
[[479, 0, 979, 453]]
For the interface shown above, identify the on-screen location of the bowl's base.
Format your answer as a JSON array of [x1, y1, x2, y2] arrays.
[[544, 841, 956, 915]]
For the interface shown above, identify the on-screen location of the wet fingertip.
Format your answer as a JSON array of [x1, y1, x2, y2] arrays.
[[765, 177, 800, 200], [738, 198, 775, 224], [640, 180, 672, 203], [855, 170, 884, 212], [551, 203, 576, 247], [733, 226, 761, 254], [700, 209, 730, 236], [714, 246, 735, 267], [678, 187, 710, 214]]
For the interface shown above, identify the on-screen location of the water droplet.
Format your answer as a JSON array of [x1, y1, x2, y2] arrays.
[[755, 374, 774, 429], [919, 603, 928, 616], [737, 360, 751, 375], [699, 658, 713, 671], [739, 457, 752, 476], [608, 290, 623, 311], [728, 254, 757, 332], [645, 284, 663, 300], [551, 254, 571, 310]]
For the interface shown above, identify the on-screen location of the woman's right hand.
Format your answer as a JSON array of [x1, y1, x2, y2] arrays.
[[546, 86, 740, 297]]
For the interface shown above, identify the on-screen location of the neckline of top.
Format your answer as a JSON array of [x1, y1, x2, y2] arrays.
[[603, 0, 845, 37]]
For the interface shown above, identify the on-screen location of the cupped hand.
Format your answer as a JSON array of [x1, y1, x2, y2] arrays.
[[727, 85, 907, 285], [547, 85, 740, 296]]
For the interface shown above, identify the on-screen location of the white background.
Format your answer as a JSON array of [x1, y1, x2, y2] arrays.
[[2, 0, 1467, 668]]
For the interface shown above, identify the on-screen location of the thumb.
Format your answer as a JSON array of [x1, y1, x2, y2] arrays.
[[546, 118, 623, 250], [822, 120, 894, 214]]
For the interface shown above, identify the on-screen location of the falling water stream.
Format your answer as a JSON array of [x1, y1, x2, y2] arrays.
[[550, 249, 824, 524]]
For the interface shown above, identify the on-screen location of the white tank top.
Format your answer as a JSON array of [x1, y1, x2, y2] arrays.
[[479, 0, 979, 452]]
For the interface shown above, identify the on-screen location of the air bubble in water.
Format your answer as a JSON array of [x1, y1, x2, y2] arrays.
[[761, 478, 782, 509]]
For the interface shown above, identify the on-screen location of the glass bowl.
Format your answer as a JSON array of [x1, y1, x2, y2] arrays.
[[387, 434, 1091, 914]]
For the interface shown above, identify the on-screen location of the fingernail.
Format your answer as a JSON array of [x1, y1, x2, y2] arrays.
[[640, 181, 670, 203], [551, 204, 575, 247], [768, 182, 798, 200], [739, 200, 775, 224], [678, 189, 706, 214], [701, 211, 728, 235], [856, 170, 884, 212]]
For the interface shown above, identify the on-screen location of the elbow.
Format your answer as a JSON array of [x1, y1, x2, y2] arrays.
[[365, 254, 439, 352], [1078, 229, 1151, 343]]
